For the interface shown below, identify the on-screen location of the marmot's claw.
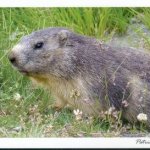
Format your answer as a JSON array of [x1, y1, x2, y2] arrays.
[[52, 104, 64, 111]]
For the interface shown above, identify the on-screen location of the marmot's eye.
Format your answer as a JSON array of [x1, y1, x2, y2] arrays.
[[34, 42, 44, 49]]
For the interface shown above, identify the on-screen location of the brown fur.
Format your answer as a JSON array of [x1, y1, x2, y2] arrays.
[[30, 74, 102, 115]]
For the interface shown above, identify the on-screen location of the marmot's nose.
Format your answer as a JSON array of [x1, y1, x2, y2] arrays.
[[8, 52, 17, 65]]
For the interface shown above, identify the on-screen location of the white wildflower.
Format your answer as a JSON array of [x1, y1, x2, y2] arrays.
[[73, 109, 83, 121], [12, 126, 22, 132], [9, 31, 18, 41], [13, 93, 22, 101], [112, 111, 119, 119], [137, 113, 147, 122], [44, 125, 53, 134], [107, 106, 116, 115], [122, 100, 129, 108], [70, 89, 80, 98], [99, 111, 105, 118]]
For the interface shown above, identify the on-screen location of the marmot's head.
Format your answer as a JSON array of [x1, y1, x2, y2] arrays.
[[9, 27, 78, 78]]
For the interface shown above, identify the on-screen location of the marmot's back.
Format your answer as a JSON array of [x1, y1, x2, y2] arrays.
[[9, 27, 150, 126]]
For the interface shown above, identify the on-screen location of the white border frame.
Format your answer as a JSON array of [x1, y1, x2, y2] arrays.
[[1, 0, 150, 149], [0, 138, 150, 148], [0, 0, 150, 7]]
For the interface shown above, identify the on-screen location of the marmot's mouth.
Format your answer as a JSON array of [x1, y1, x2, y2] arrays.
[[18, 70, 29, 76]]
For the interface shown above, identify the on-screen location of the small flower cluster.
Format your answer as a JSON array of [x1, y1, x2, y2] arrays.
[[121, 100, 129, 108], [99, 106, 121, 121], [137, 113, 147, 122], [73, 109, 83, 121], [28, 104, 43, 124], [70, 89, 80, 99], [44, 124, 54, 134], [13, 92, 22, 101]]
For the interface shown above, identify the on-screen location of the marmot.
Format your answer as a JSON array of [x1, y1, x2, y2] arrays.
[[9, 27, 150, 126]]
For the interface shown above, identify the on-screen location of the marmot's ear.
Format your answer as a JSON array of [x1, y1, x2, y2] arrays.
[[57, 30, 69, 46]]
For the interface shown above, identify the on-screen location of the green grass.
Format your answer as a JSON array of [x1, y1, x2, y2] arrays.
[[0, 8, 150, 137]]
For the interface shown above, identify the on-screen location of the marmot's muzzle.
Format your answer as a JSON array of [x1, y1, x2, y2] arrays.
[[8, 52, 17, 65]]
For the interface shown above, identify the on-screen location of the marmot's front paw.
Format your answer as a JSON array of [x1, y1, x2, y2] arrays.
[[52, 101, 67, 111], [52, 104, 63, 111]]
